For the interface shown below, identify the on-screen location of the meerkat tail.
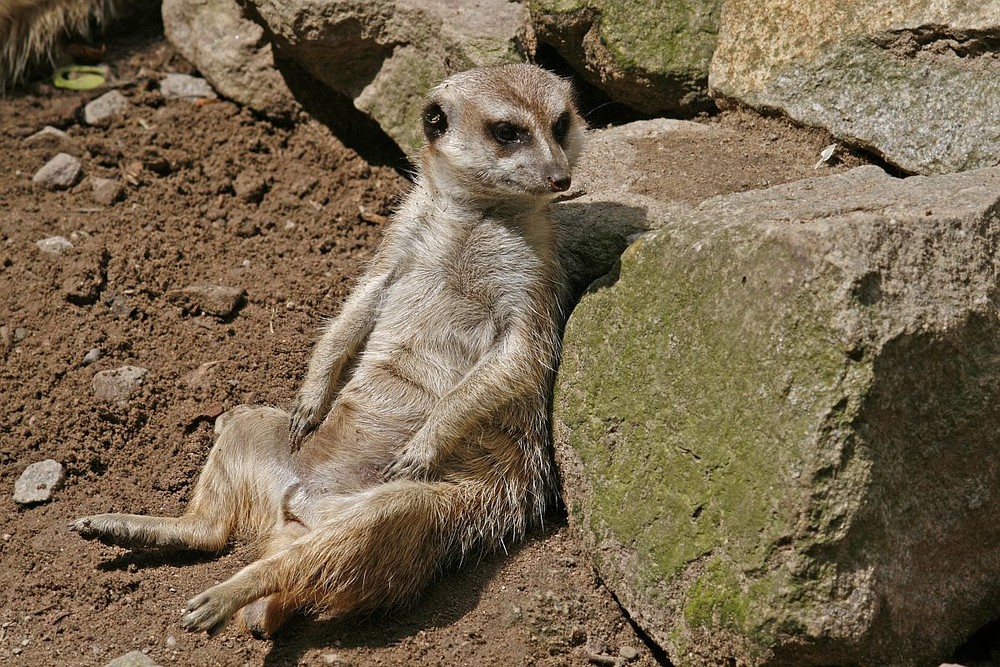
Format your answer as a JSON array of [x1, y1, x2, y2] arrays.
[[0, 0, 122, 88]]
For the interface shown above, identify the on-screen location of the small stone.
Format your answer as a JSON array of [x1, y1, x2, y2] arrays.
[[84, 90, 130, 126], [36, 236, 74, 255], [165, 635, 176, 648], [24, 126, 80, 154], [618, 645, 640, 662], [13, 327, 28, 342], [32, 153, 82, 190], [233, 169, 268, 204], [104, 650, 159, 667], [92, 365, 148, 404], [321, 653, 350, 666], [586, 635, 609, 656], [165, 284, 246, 318], [13, 459, 65, 505], [91, 177, 124, 206], [160, 73, 217, 100], [82, 348, 104, 365]]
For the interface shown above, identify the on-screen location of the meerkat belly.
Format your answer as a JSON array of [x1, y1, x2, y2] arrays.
[[310, 268, 504, 458]]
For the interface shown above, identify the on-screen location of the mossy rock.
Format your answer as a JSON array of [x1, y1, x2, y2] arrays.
[[530, 0, 722, 114], [554, 165, 1000, 665]]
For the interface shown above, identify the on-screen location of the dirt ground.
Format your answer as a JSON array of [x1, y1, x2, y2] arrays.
[[0, 18, 935, 667]]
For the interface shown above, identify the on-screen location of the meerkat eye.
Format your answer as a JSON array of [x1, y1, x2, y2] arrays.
[[489, 121, 527, 145], [423, 102, 448, 141], [552, 112, 571, 145]]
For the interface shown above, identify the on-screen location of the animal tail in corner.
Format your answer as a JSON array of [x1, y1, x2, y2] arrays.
[[0, 0, 122, 89]]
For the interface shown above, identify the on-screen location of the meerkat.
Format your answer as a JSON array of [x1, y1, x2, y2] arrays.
[[69, 63, 586, 637]]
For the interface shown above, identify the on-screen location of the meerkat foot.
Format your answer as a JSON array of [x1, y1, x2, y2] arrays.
[[69, 514, 155, 549], [383, 446, 437, 481]]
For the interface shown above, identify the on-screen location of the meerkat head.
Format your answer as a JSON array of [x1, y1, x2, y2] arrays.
[[419, 64, 586, 202]]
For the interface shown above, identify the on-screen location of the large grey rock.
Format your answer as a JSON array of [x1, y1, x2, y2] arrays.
[[162, 0, 298, 119], [554, 165, 1000, 665], [710, 1, 1000, 175], [555, 119, 705, 297], [530, 0, 721, 115], [245, 0, 528, 153]]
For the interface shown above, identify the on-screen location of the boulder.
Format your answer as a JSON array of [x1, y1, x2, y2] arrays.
[[162, 0, 298, 119], [710, 1, 1000, 175], [244, 0, 529, 153], [530, 0, 721, 115], [554, 164, 1000, 665]]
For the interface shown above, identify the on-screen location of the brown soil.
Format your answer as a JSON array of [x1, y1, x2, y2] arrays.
[[1, 22, 872, 667]]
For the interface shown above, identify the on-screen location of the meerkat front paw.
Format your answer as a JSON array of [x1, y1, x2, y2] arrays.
[[288, 399, 321, 451], [383, 438, 438, 481]]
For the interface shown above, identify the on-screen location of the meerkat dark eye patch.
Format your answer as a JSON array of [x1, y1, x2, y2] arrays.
[[423, 102, 448, 141], [489, 121, 530, 145], [552, 112, 571, 145]]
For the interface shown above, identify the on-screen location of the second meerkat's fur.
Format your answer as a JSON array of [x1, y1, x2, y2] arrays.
[[0, 0, 121, 88], [70, 63, 585, 637]]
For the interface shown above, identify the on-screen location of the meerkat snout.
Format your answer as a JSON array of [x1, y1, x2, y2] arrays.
[[547, 172, 571, 192]]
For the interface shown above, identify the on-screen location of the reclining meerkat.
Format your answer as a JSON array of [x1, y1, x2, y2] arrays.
[[70, 63, 586, 637]]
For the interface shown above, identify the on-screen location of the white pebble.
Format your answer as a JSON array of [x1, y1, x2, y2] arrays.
[[82, 348, 104, 365], [92, 365, 148, 404], [35, 236, 74, 254], [13, 459, 65, 505], [160, 73, 217, 100]]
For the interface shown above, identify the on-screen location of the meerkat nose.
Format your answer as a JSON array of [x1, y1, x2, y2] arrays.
[[547, 174, 571, 192]]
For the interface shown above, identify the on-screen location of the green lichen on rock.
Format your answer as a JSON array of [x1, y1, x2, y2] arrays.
[[556, 220, 873, 659], [558, 222, 860, 586], [530, 0, 722, 113], [683, 559, 750, 631], [554, 165, 1000, 665]]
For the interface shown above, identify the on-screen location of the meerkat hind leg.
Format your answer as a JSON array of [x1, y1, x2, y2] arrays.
[[70, 406, 295, 551]]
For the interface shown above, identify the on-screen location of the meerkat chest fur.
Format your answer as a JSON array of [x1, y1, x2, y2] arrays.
[[368, 194, 558, 384]]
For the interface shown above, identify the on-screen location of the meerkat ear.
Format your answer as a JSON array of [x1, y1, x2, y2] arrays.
[[422, 101, 448, 142]]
